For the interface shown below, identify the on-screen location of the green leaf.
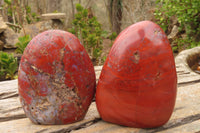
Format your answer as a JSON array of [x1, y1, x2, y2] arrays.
[[0, 52, 18, 79], [15, 35, 31, 54], [69, 3, 112, 62], [76, 4, 83, 12], [4, 0, 11, 5], [93, 48, 102, 58], [155, 0, 200, 51], [83, 9, 88, 17]]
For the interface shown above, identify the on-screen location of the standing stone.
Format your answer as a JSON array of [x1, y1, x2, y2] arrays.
[[0, 16, 7, 34], [4, 27, 19, 48], [18, 30, 96, 125], [19, 20, 64, 38], [96, 21, 177, 128]]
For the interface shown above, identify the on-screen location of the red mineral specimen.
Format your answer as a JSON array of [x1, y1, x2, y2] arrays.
[[96, 21, 177, 128], [18, 30, 96, 125]]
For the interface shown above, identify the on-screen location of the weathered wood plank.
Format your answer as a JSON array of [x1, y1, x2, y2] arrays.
[[69, 82, 200, 133], [0, 66, 102, 123], [95, 66, 102, 81], [0, 102, 100, 133], [0, 97, 25, 122], [157, 120, 200, 133], [0, 80, 23, 122], [0, 53, 200, 133], [94, 66, 103, 72], [0, 71, 101, 132], [0, 80, 18, 94], [0, 118, 100, 133], [70, 82, 199, 133], [71, 121, 142, 133]]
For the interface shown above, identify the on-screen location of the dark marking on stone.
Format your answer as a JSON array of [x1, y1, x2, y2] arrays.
[[133, 51, 140, 64], [155, 71, 160, 80], [154, 29, 161, 35]]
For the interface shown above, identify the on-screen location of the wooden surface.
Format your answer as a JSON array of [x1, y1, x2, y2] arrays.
[[1, 58, 200, 132]]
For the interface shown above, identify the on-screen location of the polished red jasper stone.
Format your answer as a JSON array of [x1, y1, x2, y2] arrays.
[[18, 30, 96, 125], [96, 21, 177, 128]]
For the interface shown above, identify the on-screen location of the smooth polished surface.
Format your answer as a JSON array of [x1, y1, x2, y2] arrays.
[[96, 21, 177, 128], [18, 30, 96, 125]]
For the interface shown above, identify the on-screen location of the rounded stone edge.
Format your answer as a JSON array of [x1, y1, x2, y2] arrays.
[[175, 46, 200, 76]]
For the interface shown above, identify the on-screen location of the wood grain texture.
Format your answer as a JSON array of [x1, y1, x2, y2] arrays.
[[0, 56, 200, 132]]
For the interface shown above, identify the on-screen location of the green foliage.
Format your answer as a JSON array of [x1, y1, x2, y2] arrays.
[[25, 6, 40, 24], [26, 6, 31, 13], [154, 0, 200, 52], [3, 0, 12, 17], [108, 32, 117, 45], [15, 35, 31, 54], [53, 10, 59, 13], [173, 37, 200, 51], [0, 51, 18, 80], [4, 0, 11, 5], [102, 56, 107, 62], [69, 4, 107, 62], [109, 32, 117, 41], [3, 0, 40, 25]]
